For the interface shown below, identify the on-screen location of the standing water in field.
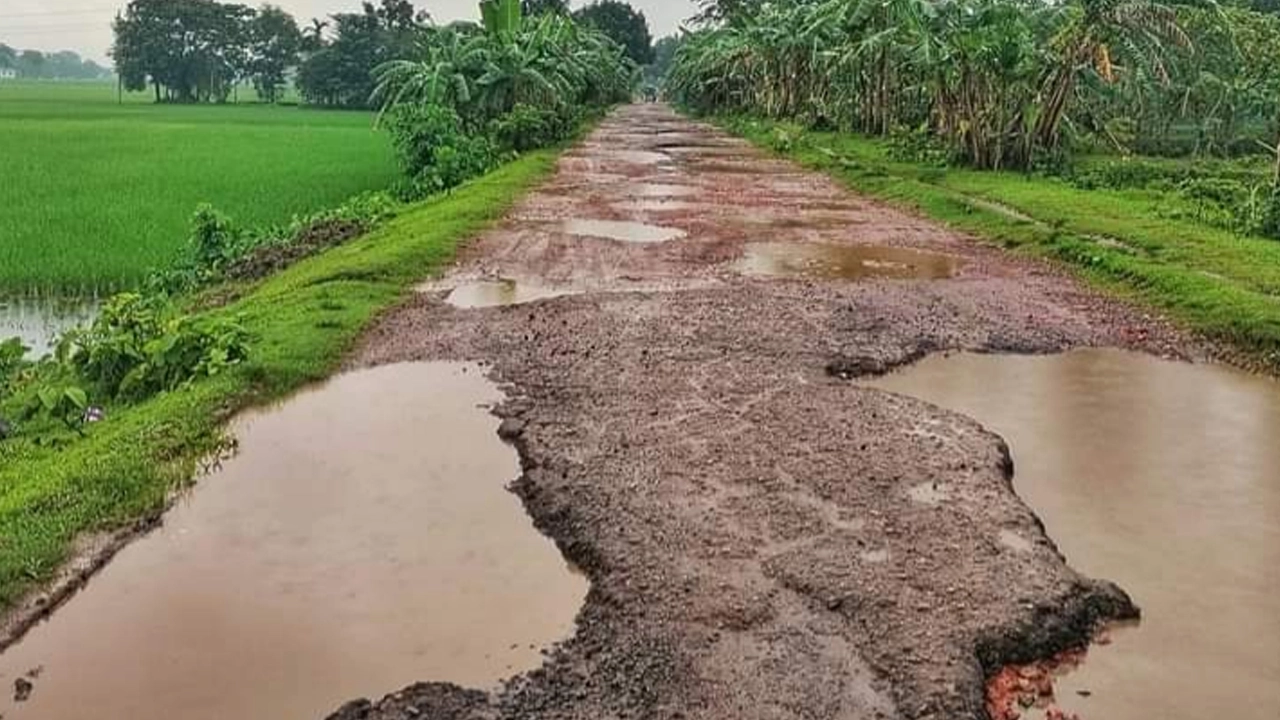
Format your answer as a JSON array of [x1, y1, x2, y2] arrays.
[[0, 362, 586, 720], [0, 295, 98, 355], [869, 350, 1280, 720]]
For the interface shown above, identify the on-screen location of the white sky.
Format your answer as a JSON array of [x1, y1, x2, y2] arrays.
[[0, 0, 698, 65]]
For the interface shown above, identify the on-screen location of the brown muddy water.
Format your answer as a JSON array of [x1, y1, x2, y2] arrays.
[[737, 243, 962, 280], [869, 349, 1280, 720], [562, 218, 687, 243], [0, 295, 99, 356], [443, 279, 575, 308], [0, 362, 586, 720]]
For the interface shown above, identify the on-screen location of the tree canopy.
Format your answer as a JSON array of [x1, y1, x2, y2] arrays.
[[295, 0, 427, 108], [572, 0, 655, 65], [112, 0, 297, 103]]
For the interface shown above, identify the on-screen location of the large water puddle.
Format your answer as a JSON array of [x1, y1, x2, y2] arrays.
[[563, 218, 686, 243], [0, 362, 586, 720], [738, 242, 961, 280], [0, 295, 99, 356], [869, 349, 1280, 720]]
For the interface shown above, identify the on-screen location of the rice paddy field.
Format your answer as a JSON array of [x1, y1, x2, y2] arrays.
[[0, 81, 397, 292]]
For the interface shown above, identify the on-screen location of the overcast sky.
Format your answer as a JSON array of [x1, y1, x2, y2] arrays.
[[0, 0, 699, 65]]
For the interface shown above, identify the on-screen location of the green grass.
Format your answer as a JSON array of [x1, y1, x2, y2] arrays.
[[723, 117, 1280, 369], [0, 81, 395, 292], [0, 148, 560, 611]]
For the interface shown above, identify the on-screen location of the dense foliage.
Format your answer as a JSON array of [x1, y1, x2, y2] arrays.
[[295, 0, 427, 108], [112, 0, 304, 103], [668, 0, 1280, 180], [371, 0, 636, 194], [573, 0, 656, 65]]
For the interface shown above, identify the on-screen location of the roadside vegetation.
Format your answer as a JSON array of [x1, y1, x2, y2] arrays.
[[667, 0, 1280, 367], [0, 0, 638, 611]]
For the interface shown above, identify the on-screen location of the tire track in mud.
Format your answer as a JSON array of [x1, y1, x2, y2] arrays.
[[333, 105, 1192, 720]]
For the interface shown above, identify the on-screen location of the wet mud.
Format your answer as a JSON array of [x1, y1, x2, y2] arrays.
[[0, 363, 585, 720], [871, 350, 1280, 720], [340, 105, 1196, 720]]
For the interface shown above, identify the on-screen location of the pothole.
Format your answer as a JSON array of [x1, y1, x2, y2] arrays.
[[0, 362, 587, 720], [870, 349, 1280, 720], [737, 243, 962, 280], [563, 219, 686, 243], [442, 279, 575, 308]]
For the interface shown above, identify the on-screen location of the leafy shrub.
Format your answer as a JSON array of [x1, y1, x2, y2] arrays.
[[65, 293, 250, 400], [189, 204, 250, 272], [386, 103, 502, 199], [21, 383, 89, 432], [0, 338, 28, 392], [489, 104, 574, 152], [1069, 158, 1179, 191], [1259, 186, 1280, 240], [887, 125, 951, 167]]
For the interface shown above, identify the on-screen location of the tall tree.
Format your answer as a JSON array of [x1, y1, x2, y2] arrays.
[[295, 0, 424, 107], [573, 0, 654, 65], [249, 4, 303, 102], [111, 0, 255, 103]]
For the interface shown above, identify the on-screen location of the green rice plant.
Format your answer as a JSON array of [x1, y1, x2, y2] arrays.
[[0, 81, 396, 292]]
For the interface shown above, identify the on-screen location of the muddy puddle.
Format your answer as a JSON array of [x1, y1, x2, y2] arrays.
[[0, 362, 586, 720], [563, 218, 686, 243], [443, 279, 575, 308], [869, 349, 1280, 720], [0, 295, 99, 356], [737, 243, 961, 280]]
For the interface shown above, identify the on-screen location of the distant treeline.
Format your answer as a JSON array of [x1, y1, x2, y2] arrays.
[[0, 46, 111, 80], [111, 0, 655, 108]]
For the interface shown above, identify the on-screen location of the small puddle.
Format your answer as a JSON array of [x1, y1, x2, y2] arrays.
[[0, 362, 586, 720], [737, 243, 961, 280], [443, 279, 574, 308], [0, 295, 99, 356], [869, 349, 1280, 720], [563, 218, 686, 243]]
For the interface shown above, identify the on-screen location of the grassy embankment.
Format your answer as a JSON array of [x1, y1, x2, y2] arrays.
[[0, 81, 395, 292], [724, 117, 1280, 370], [0, 149, 560, 611]]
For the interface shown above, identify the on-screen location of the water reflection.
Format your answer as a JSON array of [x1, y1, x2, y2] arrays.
[[0, 295, 99, 356]]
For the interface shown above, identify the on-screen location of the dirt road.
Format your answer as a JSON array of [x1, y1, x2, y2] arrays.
[[333, 105, 1187, 720]]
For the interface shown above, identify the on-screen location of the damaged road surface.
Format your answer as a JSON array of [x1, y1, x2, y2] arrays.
[[339, 105, 1192, 720]]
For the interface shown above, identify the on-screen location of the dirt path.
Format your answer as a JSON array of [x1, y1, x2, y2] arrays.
[[334, 105, 1189, 720]]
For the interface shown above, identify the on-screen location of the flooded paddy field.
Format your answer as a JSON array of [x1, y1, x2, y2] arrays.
[[0, 295, 98, 355]]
